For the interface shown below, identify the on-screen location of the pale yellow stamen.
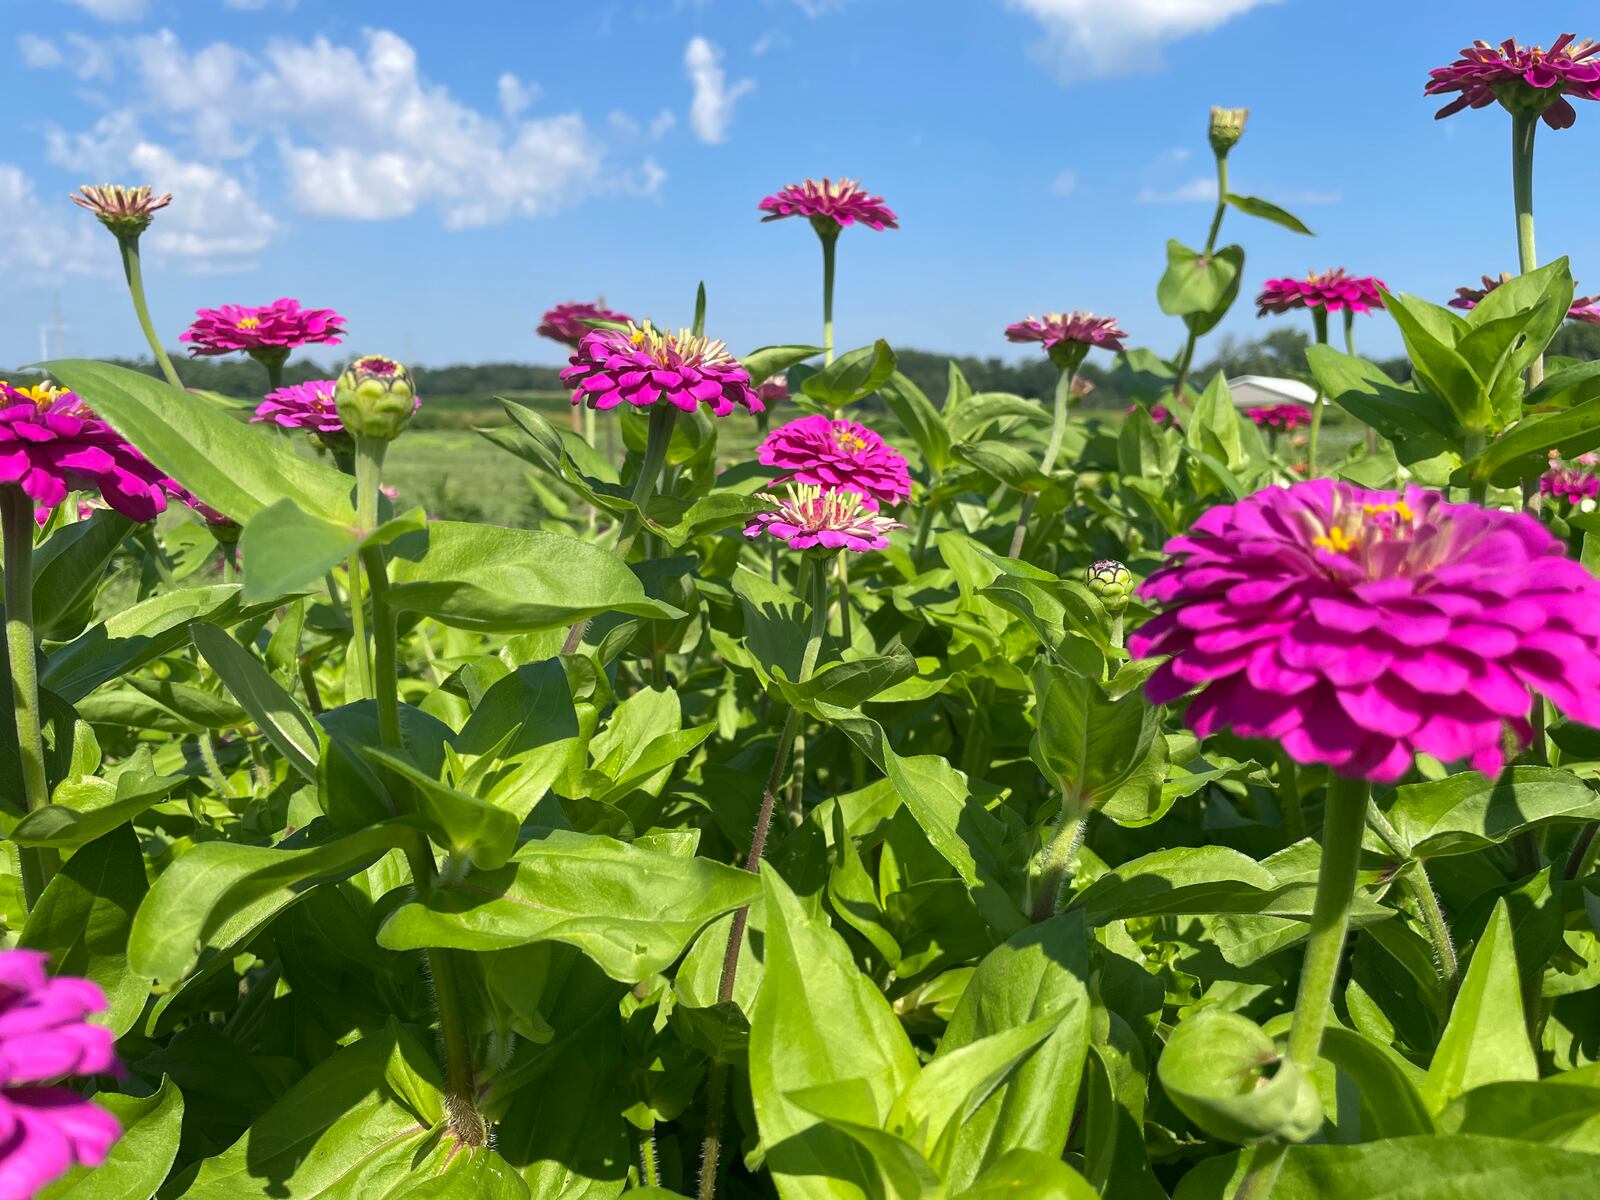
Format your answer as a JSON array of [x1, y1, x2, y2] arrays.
[[236, 316, 261, 329], [1313, 526, 1356, 554]]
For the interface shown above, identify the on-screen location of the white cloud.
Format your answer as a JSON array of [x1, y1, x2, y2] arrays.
[[0, 165, 106, 278], [129, 142, 276, 271], [684, 37, 753, 144], [1138, 176, 1218, 204], [1006, 0, 1278, 81], [649, 109, 677, 139], [18, 35, 63, 68], [497, 72, 540, 119], [751, 30, 788, 55], [57, 0, 147, 20], [1051, 169, 1076, 196]]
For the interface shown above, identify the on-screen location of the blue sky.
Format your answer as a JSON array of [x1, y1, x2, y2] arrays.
[[2, 0, 1597, 372]]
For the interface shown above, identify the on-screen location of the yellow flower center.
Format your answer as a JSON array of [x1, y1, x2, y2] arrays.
[[835, 429, 869, 452], [623, 321, 730, 368], [1312, 501, 1416, 557], [237, 316, 261, 329], [1312, 526, 1356, 554]]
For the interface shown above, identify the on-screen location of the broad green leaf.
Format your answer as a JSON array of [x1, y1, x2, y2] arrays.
[[1031, 662, 1158, 809], [20, 824, 149, 1037], [733, 563, 808, 685], [1184, 372, 1248, 471], [377, 830, 760, 982], [955, 1150, 1098, 1199], [129, 820, 419, 987], [190, 622, 321, 781], [1157, 240, 1243, 318], [1440, 1073, 1600, 1151], [1318, 1026, 1435, 1139], [801, 340, 897, 409], [879, 371, 953, 475], [643, 491, 770, 546], [1225, 193, 1313, 235], [1159, 1009, 1322, 1144], [457, 660, 579, 758], [38, 1076, 183, 1200], [1460, 395, 1600, 487], [750, 867, 919, 1200], [44, 358, 355, 523], [361, 748, 520, 870], [33, 511, 134, 638], [742, 343, 824, 385], [238, 499, 425, 601], [946, 392, 1049, 445], [951, 440, 1049, 492], [1379, 289, 1489, 432], [1074, 846, 1279, 926], [386, 521, 682, 632], [772, 646, 919, 710], [12, 751, 181, 848], [1458, 258, 1573, 427], [1421, 900, 1537, 1112], [1305, 345, 1460, 444], [1383, 767, 1600, 859]]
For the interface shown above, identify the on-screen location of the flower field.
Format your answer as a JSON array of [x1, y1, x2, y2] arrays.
[[10, 28, 1600, 1200]]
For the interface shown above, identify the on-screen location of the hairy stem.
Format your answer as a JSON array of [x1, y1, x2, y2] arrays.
[[1172, 154, 1229, 403], [1366, 803, 1459, 998], [1032, 805, 1088, 923], [117, 235, 184, 390]]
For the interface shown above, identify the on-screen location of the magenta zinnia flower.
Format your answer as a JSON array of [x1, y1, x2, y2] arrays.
[[1006, 311, 1127, 357], [0, 950, 121, 1199], [1247, 404, 1313, 431], [1256, 270, 1387, 317], [537, 301, 635, 348], [561, 322, 761, 417], [180, 299, 346, 360], [1128, 403, 1180, 429], [755, 374, 789, 407], [1130, 480, 1600, 783], [757, 414, 911, 511], [1449, 272, 1600, 323], [744, 484, 905, 552], [759, 178, 898, 231], [0, 383, 170, 522], [1427, 35, 1600, 129], [1542, 461, 1600, 505], [252, 380, 343, 435]]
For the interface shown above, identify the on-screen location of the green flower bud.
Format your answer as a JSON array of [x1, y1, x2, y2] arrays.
[[1086, 559, 1133, 614], [335, 355, 417, 441], [1208, 106, 1249, 158]]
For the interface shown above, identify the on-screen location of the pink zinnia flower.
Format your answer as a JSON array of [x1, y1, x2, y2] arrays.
[[1542, 464, 1600, 505], [1449, 272, 1600, 323], [1256, 270, 1387, 316], [0, 950, 122, 1199], [1427, 35, 1600, 129], [180, 299, 346, 360], [755, 374, 789, 407], [1005, 311, 1127, 356], [0, 383, 170, 522], [537, 301, 635, 348], [561, 322, 760, 417], [759, 178, 898, 231], [1130, 480, 1600, 783], [1128, 402, 1179, 428], [1247, 404, 1313, 431], [757, 414, 911, 511], [252, 380, 343, 435], [744, 484, 905, 552]]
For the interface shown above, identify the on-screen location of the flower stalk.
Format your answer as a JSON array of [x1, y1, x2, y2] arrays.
[[1305, 308, 1330, 475], [1009, 364, 1075, 558], [1512, 111, 1542, 387], [116, 236, 184, 391]]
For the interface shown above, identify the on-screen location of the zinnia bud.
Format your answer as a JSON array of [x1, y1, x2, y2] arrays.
[[1208, 107, 1249, 157], [335, 355, 417, 441], [1087, 559, 1133, 614]]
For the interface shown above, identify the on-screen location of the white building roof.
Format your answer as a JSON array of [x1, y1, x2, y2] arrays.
[[1226, 375, 1322, 408]]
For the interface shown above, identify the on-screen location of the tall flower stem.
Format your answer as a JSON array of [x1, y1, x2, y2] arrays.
[[1512, 111, 1542, 388], [819, 227, 838, 365], [1287, 774, 1370, 1067], [354, 435, 483, 1146], [1008, 364, 1074, 558], [3, 489, 59, 908], [835, 543, 854, 647], [1032, 801, 1088, 923], [560, 405, 676, 656], [116, 235, 184, 391], [1365, 802, 1459, 998], [347, 555, 374, 699], [1171, 153, 1230, 402], [1305, 308, 1330, 476], [699, 556, 830, 1200]]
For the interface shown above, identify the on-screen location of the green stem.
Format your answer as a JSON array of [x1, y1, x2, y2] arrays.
[[2, 489, 59, 908], [836, 552, 853, 648], [1278, 750, 1304, 842], [1512, 111, 1542, 388], [1306, 309, 1330, 477], [263, 357, 285, 394], [912, 481, 939, 569], [820, 229, 837, 366], [1031, 805, 1088, 922], [1109, 611, 1124, 653], [1173, 154, 1229, 403], [355, 439, 400, 748], [1232, 1143, 1287, 1200], [1366, 803, 1459, 999], [116, 235, 184, 390], [1008, 366, 1074, 558], [347, 555, 373, 699], [700, 555, 830, 1200], [1287, 774, 1370, 1068], [198, 732, 235, 801], [561, 405, 676, 655]]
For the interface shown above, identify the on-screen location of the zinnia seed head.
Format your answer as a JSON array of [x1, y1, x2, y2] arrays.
[[70, 182, 172, 238], [335, 356, 418, 442], [743, 483, 906, 554], [1131, 480, 1600, 783], [1208, 107, 1249, 157]]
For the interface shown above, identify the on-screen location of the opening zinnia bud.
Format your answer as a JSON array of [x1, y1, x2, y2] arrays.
[[1086, 560, 1133, 614], [69, 183, 172, 239], [1208, 107, 1249, 157], [335, 356, 418, 441]]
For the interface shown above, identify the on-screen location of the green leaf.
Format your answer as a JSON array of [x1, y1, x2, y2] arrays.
[[190, 622, 321, 782], [38, 1076, 184, 1200], [12, 752, 181, 848], [955, 1150, 1098, 1199], [733, 564, 807, 686], [951, 441, 1050, 492], [742, 343, 823, 385], [879, 371, 952, 475], [457, 660, 579, 758], [386, 521, 682, 632], [947, 392, 1049, 445], [773, 646, 919, 710], [1158, 240, 1244, 320], [361, 747, 520, 870], [1458, 258, 1573, 427], [1461, 394, 1600, 486], [1317, 1027, 1435, 1139], [749, 866, 920, 1200], [1031, 662, 1159, 808], [1159, 1009, 1322, 1144], [1305, 345, 1461, 444], [44, 358, 355, 524], [1421, 900, 1537, 1113], [1224, 193, 1313, 235], [238, 499, 425, 601], [33, 511, 134, 638], [643, 491, 769, 546], [1382, 767, 1600, 859], [20, 824, 149, 1037], [801, 340, 897, 409], [936, 912, 1092, 1188], [377, 830, 760, 982], [1074, 845, 1278, 926], [128, 820, 419, 988], [1379, 289, 1490, 432], [1440, 1074, 1600, 1151]]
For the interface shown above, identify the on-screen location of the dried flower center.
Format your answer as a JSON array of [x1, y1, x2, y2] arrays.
[[624, 321, 731, 369]]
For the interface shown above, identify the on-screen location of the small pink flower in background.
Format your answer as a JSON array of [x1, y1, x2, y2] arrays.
[[755, 374, 789, 407], [562, 322, 760, 417], [1542, 458, 1600, 504], [758, 415, 911, 511], [1130, 480, 1600, 783], [0, 382, 171, 523], [1128, 402, 1179, 428], [744, 484, 905, 552], [0, 950, 122, 1198], [1256, 270, 1387, 316], [1247, 403, 1313, 431], [537, 301, 635, 348], [180, 299, 346, 358], [1450, 272, 1600, 323], [1006, 312, 1128, 356], [759, 178, 898, 231], [1427, 34, 1600, 129], [252, 380, 343, 435]]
